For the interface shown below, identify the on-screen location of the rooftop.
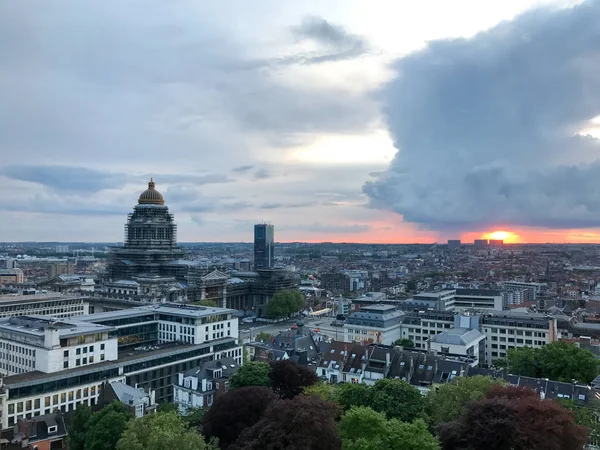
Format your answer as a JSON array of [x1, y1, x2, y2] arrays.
[[430, 327, 485, 346], [0, 293, 86, 304], [0, 315, 114, 339], [80, 302, 236, 323]]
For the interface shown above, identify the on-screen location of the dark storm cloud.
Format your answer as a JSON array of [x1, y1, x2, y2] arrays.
[[0, 165, 127, 193], [364, 1, 600, 230], [292, 16, 370, 64]]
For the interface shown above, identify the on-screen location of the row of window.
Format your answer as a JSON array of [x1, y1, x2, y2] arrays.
[[486, 328, 546, 337], [64, 354, 106, 369]]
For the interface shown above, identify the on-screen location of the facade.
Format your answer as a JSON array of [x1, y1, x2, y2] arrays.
[[410, 290, 456, 311], [0, 268, 24, 287], [428, 319, 486, 366], [97, 381, 156, 418], [0, 316, 118, 376], [447, 240, 461, 250], [452, 289, 504, 312], [254, 224, 274, 270], [38, 275, 95, 294], [344, 304, 404, 345], [481, 310, 557, 365], [107, 180, 185, 282], [0, 303, 242, 429], [173, 357, 239, 413], [13, 412, 67, 450], [500, 281, 544, 301], [473, 239, 489, 249], [400, 311, 455, 349], [0, 293, 90, 319], [48, 263, 75, 279]]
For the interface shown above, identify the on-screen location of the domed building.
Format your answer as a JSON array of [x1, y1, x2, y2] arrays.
[[107, 180, 186, 283]]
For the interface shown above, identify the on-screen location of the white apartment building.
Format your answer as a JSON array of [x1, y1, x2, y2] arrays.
[[400, 311, 455, 349], [481, 310, 557, 365], [0, 316, 117, 376], [0, 293, 89, 319], [452, 289, 504, 312], [411, 290, 456, 311], [344, 305, 404, 345], [0, 303, 242, 429], [500, 281, 545, 301]]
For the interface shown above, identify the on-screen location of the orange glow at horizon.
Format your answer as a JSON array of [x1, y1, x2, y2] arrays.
[[483, 230, 520, 243]]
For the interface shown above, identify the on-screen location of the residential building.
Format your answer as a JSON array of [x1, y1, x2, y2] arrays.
[[48, 263, 76, 279], [254, 223, 275, 270], [400, 310, 455, 349], [0, 268, 24, 287], [502, 288, 532, 306], [447, 240, 461, 250], [344, 304, 404, 345], [410, 290, 456, 311], [13, 412, 67, 450], [501, 281, 545, 301], [248, 325, 320, 367], [97, 381, 157, 418], [173, 357, 240, 413], [473, 239, 489, 249], [481, 310, 557, 365], [0, 293, 89, 319]]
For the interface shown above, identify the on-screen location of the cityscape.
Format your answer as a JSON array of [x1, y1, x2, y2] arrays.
[[2, 1, 600, 450]]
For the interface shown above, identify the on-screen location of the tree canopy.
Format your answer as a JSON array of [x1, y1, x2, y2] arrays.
[[426, 375, 504, 425], [437, 386, 589, 450], [369, 379, 426, 422], [229, 361, 271, 389], [264, 290, 305, 319], [116, 411, 217, 450], [339, 406, 439, 450], [81, 401, 134, 450], [504, 341, 599, 383], [269, 359, 318, 399], [202, 386, 278, 449], [66, 404, 93, 450], [254, 331, 273, 342], [394, 338, 415, 348], [231, 395, 342, 450]]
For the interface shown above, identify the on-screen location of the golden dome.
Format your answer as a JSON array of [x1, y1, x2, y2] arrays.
[[138, 179, 165, 205]]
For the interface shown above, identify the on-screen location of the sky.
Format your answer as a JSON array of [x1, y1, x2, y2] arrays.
[[1, 0, 599, 244]]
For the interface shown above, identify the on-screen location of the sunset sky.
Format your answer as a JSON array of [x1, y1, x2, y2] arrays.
[[1, 0, 599, 244]]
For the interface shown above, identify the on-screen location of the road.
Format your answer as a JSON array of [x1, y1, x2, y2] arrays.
[[239, 316, 344, 344]]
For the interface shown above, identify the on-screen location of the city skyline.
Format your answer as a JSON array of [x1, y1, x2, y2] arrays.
[[2, 0, 599, 244]]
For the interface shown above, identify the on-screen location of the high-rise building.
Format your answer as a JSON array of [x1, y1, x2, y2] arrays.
[[107, 179, 185, 280], [473, 239, 489, 249], [447, 240, 461, 250], [254, 223, 274, 270]]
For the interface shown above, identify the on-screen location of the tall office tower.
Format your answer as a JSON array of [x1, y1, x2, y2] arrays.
[[254, 223, 274, 269], [107, 179, 185, 280]]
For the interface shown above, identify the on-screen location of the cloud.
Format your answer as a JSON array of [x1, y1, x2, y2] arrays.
[[286, 222, 370, 234], [260, 201, 318, 209], [291, 16, 370, 64], [254, 168, 271, 180], [232, 165, 254, 173], [364, 1, 600, 231]]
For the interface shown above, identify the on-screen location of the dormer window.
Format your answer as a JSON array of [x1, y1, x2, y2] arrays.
[[184, 379, 191, 388], [48, 425, 57, 434]]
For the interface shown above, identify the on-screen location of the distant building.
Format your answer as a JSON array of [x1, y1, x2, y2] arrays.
[[489, 239, 504, 248], [97, 381, 157, 418], [0, 258, 18, 269], [447, 240, 461, 250], [254, 224, 274, 270], [428, 316, 486, 366], [107, 180, 185, 282], [38, 275, 95, 293], [0, 268, 24, 287], [173, 357, 240, 413], [473, 239, 489, 249], [500, 281, 544, 301], [0, 293, 89, 319], [49, 263, 75, 278]]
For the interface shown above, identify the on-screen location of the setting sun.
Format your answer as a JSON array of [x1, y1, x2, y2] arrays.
[[484, 230, 519, 243]]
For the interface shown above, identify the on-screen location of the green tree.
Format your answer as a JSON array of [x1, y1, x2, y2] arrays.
[[116, 411, 218, 450], [370, 379, 426, 422], [229, 361, 271, 389], [337, 382, 373, 411], [66, 404, 93, 450], [254, 331, 273, 342], [538, 341, 599, 383], [304, 382, 340, 402], [556, 399, 600, 441], [265, 290, 305, 319], [156, 402, 179, 414], [394, 338, 415, 348], [426, 375, 504, 425], [183, 406, 209, 429], [506, 342, 599, 383], [339, 407, 439, 450], [505, 346, 540, 377], [84, 401, 134, 450]]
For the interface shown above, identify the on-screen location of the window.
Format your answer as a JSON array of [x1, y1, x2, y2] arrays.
[[63, 350, 69, 357], [63, 361, 69, 369], [34, 399, 40, 409], [76, 359, 81, 366], [101, 344, 105, 351], [76, 348, 81, 355]]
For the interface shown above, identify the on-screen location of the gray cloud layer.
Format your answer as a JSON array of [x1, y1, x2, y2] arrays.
[[364, 1, 600, 231]]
